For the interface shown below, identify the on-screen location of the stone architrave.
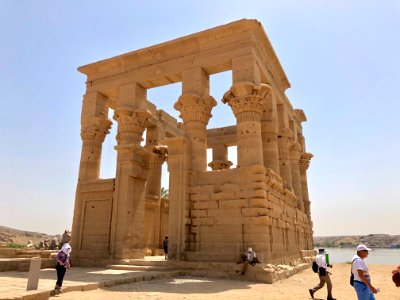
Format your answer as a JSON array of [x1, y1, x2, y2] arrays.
[[26, 257, 41, 291]]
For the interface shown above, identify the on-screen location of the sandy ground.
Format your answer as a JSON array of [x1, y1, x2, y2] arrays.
[[57, 264, 399, 300]]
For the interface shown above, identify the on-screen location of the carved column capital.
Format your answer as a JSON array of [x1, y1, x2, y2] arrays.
[[208, 160, 233, 171], [299, 152, 313, 172], [80, 118, 112, 142], [289, 142, 303, 160], [114, 110, 151, 145], [222, 82, 271, 118], [146, 145, 168, 169], [174, 93, 216, 125]]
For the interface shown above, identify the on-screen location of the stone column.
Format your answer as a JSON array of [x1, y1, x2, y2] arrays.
[[261, 89, 280, 174], [146, 146, 168, 249], [208, 143, 232, 170], [146, 146, 167, 197], [163, 136, 191, 260], [145, 126, 167, 196], [289, 142, 304, 211], [110, 82, 152, 260], [78, 92, 112, 180], [174, 67, 216, 172], [223, 55, 269, 167], [71, 91, 111, 254], [299, 152, 313, 217], [222, 82, 270, 167], [278, 128, 293, 189]]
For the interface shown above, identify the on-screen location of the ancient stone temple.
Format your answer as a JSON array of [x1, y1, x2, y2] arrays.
[[71, 19, 314, 279]]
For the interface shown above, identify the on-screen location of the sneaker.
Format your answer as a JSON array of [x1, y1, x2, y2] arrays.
[[309, 289, 314, 299]]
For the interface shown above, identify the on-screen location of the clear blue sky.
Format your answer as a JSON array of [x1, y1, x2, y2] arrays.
[[0, 1, 399, 236]]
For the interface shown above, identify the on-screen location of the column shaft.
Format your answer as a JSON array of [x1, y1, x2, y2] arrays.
[[299, 153, 313, 217], [163, 136, 191, 260], [278, 128, 293, 189], [261, 90, 280, 173], [223, 82, 270, 167], [174, 94, 216, 171], [71, 91, 111, 255], [289, 142, 303, 211], [110, 83, 151, 259]]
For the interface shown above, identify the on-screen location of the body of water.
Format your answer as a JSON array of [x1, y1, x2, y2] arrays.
[[320, 247, 400, 265]]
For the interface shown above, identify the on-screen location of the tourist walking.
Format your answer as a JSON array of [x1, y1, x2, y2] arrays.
[[54, 242, 71, 294], [392, 265, 400, 287], [163, 235, 169, 260], [240, 247, 259, 275], [309, 248, 336, 300], [351, 244, 378, 299]]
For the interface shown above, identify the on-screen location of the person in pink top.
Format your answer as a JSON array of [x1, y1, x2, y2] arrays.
[[54, 242, 71, 294]]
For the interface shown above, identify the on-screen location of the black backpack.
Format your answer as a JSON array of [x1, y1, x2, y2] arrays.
[[312, 261, 319, 273], [350, 258, 359, 286]]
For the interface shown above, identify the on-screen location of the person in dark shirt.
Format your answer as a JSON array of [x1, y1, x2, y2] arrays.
[[163, 235, 169, 260]]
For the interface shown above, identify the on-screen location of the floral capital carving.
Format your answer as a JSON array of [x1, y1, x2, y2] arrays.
[[299, 152, 313, 171], [174, 93, 216, 125], [115, 110, 151, 145], [222, 82, 271, 117], [80, 118, 112, 144]]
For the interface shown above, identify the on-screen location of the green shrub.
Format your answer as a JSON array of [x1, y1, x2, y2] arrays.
[[5, 242, 25, 249]]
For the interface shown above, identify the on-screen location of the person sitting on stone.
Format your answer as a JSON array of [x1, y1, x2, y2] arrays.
[[240, 247, 259, 275]]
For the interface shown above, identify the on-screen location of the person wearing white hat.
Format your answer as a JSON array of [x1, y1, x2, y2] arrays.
[[351, 244, 378, 299]]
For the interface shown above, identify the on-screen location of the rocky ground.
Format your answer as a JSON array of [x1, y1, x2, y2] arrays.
[[0, 225, 59, 246]]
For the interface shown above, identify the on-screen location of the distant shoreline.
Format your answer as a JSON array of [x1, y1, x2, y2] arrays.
[[314, 234, 400, 249]]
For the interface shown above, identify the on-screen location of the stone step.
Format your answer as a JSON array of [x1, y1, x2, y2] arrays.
[[107, 264, 176, 272], [115, 257, 168, 267]]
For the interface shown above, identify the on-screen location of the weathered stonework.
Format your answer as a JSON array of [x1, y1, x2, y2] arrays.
[[71, 19, 314, 281]]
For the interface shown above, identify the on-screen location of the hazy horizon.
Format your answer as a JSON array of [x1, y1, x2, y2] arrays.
[[1, 1, 399, 236]]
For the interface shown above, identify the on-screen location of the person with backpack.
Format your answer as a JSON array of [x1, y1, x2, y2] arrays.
[[351, 244, 378, 299], [309, 248, 336, 300]]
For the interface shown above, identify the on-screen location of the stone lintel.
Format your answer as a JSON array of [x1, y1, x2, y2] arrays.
[[79, 19, 290, 94]]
